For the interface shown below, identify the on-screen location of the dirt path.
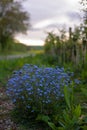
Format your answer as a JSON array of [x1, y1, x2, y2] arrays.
[[0, 87, 47, 130], [0, 53, 35, 60], [0, 87, 18, 130]]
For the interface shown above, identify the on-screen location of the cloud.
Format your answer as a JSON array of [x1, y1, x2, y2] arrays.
[[32, 12, 80, 30], [16, 33, 44, 46], [32, 15, 67, 29], [23, 0, 80, 22], [18, 0, 81, 46], [33, 19, 53, 29], [66, 11, 81, 21]]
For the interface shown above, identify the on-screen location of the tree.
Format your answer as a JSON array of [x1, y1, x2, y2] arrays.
[[80, 0, 87, 38], [0, 0, 30, 50], [79, 0, 87, 66], [44, 32, 61, 55]]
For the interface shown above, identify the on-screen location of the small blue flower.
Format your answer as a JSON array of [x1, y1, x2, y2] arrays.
[[6, 64, 80, 115]]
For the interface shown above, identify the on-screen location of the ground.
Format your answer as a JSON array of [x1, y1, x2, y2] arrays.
[[0, 87, 18, 130], [0, 87, 47, 130]]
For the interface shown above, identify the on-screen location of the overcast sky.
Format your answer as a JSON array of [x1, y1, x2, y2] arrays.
[[16, 0, 82, 46]]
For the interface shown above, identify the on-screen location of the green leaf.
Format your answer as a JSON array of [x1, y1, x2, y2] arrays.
[[58, 120, 65, 128], [57, 127, 65, 130], [74, 105, 81, 118], [64, 86, 71, 109], [63, 110, 71, 123], [48, 121, 57, 130], [36, 114, 50, 123]]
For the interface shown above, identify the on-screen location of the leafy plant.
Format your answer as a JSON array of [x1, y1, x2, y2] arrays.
[[58, 85, 84, 130], [36, 85, 85, 130], [6, 64, 77, 122], [36, 114, 57, 130]]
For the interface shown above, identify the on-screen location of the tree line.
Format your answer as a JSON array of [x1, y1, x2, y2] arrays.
[[44, 0, 87, 66]]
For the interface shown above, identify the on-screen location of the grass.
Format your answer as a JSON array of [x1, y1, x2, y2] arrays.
[[0, 54, 46, 87], [0, 53, 87, 129]]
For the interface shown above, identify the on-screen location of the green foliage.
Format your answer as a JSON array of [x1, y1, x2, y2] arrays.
[[0, 54, 57, 86], [80, 0, 87, 38], [44, 26, 84, 66], [7, 64, 75, 124], [81, 88, 87, 97], [44, 32, 62, 55], [36, 84, 87, 130], [10, 42, 29, 52], [0, 52, 87, 129], [81, 70, 87, 84], [36, 114, 56, 130], [63, 86, 71, 109], [59, 86, 83, 130], [0, 0, 30, 50]]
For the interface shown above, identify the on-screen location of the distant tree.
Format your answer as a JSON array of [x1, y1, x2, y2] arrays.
[[72, 26, 81, 42], [44, 32, 61, 55], [0, 0, 30, 51], [59, 26, 66, 42], [80, 0, 87, 38]]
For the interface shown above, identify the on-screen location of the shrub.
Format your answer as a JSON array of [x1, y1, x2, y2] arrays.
[[6, 64, 78, 121]]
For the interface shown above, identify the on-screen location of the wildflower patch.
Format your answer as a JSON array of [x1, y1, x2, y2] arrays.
[[6, 64, 79, 119]]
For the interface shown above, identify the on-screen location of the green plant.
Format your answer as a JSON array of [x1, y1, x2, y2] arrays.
[[7, 64, 75, 122], [81, 70, 87, 84], [81, 87, 87, 126], [36, 84, 85, 130], [81, 88, 87, 98], [58, 85, 85, 130]]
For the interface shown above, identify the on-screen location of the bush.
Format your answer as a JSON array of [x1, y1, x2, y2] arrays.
[[6, 64, 78, 122]]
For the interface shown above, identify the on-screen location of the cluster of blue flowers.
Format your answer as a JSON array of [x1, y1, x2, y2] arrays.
[[6, 64, 78, 115]]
